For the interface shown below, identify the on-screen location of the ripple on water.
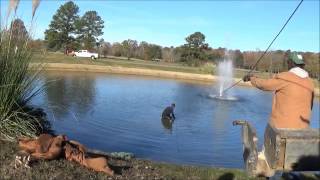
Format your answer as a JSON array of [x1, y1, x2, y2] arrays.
[[208, 94, 239, 101]]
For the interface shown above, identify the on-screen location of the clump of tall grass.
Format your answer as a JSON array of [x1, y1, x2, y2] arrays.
[[0, 0, 45, 141]]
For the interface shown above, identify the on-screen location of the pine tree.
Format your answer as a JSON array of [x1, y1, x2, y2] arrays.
[[44, 1, 79, 52], [76, 11, 104, 50]]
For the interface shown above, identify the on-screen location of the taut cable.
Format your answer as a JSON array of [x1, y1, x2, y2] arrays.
[[222, 0, 304, 94]]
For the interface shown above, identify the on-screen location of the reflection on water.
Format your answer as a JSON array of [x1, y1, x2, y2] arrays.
[[44, 73, 96, 119], [32, 71, 320, 168], [212, 100, 232, 131], [45, 78, 70, 119]]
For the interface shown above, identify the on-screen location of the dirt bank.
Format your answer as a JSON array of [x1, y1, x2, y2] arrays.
[[30, 63, 320, 96], [0, 140, 260, 180]]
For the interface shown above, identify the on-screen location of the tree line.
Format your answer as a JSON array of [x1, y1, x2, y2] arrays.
[[96, 36, 319, 79], [12, 1, 319, 79]]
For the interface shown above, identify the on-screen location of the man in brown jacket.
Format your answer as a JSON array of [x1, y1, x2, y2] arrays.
[[243, 52, 314, 129]]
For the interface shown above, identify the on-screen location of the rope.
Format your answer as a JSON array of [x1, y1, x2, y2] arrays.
[[174, 119, 180, 152], [222, 0, 304, 94]]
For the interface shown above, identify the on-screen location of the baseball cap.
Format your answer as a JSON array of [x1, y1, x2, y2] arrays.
[[288, 52, 304, 65]]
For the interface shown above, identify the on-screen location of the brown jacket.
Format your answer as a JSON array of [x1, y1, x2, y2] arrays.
[[250, 72, 314, 129]]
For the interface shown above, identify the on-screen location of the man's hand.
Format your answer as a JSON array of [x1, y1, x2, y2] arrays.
[[243, 74, 253, 82]]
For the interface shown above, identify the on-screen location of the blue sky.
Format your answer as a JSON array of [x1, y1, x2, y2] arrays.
[[1, 0, 319, 52]]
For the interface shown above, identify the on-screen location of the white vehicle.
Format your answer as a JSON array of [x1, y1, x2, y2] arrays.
[[74, 50, 99, 60]]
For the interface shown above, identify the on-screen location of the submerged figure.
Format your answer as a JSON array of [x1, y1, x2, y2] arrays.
[[243, 52, 314, 129], [162, 103, 176, 122], [161, 117, 173, 132]]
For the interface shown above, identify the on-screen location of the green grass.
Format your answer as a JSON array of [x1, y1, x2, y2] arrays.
[[153, 163, 262, 180]]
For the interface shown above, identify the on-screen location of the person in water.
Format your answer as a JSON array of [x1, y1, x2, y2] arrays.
[[243, 52, 314, 129], [162, 103, 176, 121]]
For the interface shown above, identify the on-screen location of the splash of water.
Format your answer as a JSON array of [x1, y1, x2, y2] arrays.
[[207, 50, 237, 101], [217, 60, 233, 97]]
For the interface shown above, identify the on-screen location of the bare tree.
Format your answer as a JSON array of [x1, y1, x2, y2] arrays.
[[121, 39, 138, 60], [162, 47, 176, 62], [101, 41, 112, 58], [111, 42, 122, 57]]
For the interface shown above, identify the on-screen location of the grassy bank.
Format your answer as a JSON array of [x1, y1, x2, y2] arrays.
[[0, 140, 261, 180], [32, 52, 211, 74], [31, 52, 320, 96], [32, 52, 271, 78], [2, 140, 318, 179], [32, 52, 319, 86]]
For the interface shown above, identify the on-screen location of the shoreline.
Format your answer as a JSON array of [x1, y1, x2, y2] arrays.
[[30, 63, 320, 96], [0, 140, 257, 179]]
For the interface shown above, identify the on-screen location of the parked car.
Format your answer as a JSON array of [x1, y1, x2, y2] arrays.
[[73, 50, 99, 60]]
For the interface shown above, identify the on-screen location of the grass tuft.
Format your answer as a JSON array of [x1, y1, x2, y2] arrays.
[[1, 6, 45, 141]]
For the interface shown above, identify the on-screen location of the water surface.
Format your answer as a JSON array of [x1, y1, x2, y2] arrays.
[[32, 71, 320, 168]]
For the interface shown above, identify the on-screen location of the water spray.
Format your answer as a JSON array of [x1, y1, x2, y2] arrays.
[[221, 0, 304, 94]]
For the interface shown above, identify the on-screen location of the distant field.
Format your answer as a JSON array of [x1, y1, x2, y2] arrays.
[[32, 52, 217, 74], [31, 52, 319, 88], [32, 52, 273, 79]]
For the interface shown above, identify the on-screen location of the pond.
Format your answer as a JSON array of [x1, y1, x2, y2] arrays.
[[31, 71, 320, 168]]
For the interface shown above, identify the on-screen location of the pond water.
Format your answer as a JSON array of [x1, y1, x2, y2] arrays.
[[31, 71, 320, 168]]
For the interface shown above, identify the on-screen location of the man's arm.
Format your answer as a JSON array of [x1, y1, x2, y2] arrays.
[[172, 112, 175, 120], [249, 76, 287, 91]]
